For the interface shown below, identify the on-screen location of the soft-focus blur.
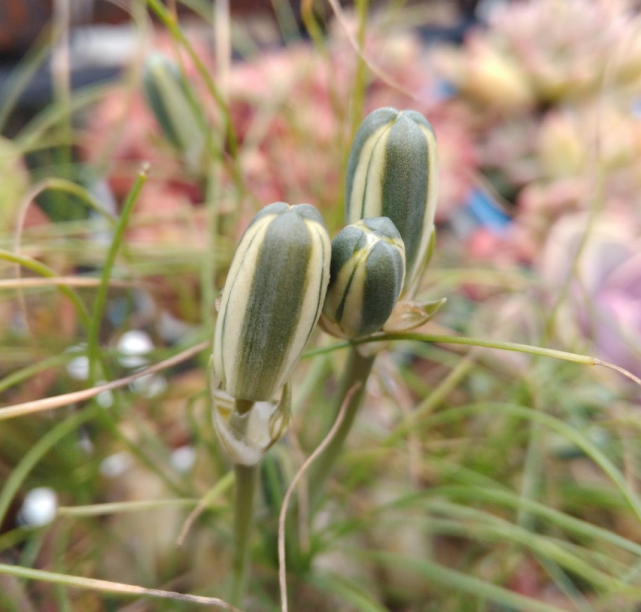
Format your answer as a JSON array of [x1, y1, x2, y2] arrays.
[[2, 0, 641, 610]]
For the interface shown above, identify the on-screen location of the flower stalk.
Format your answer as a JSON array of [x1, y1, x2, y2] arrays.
[[210, 201, 331, 603], [307, 107, 440, 510], [307, 347, 376, 510], [230, 462, 257, 606]]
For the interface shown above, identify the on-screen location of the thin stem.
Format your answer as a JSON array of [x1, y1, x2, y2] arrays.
[[0, 563, 242, 610], [301, 334, 596, 364], [177, 471, 235, 547], [88, 165, 148, 383], [57, 498, 199, 517], [0, 406, 100, 527], [284, 348, 374, 574], [0, 249, 92, 329], [0, 341, 209, 421], [0, 25, 56, 132], [350, 0, 369, 138], [308, 347, 376, 509], [278, 383, 360, 612], [230, 463, 258, 606], [326, 0, 416, 100]]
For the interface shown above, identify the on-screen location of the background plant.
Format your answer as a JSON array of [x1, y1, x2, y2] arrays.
[[2, 0, 641, 611]]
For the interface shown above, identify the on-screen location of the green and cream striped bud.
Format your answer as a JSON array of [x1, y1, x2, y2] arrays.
[[345, 107, 438, 294], [143, 54, 206, 173], [213, 202, 331, 402], [321, 217, 405, 340]]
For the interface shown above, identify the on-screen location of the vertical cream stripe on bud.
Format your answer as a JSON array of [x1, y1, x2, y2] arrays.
[[321, 217, 405, 340], [345, 107, 438, 294], [213, 203, 331, 402], [143, 54, 206, 173]]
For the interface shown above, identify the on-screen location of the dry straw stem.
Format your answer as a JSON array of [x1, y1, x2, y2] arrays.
[[12, 178, 117, 252], [6, 176, 118, 345], [278, 383, 361, 612], [593, 359, 641, 387], [0, 562, 244, 611], [326, 0, 417, 101], [3, 333, 639, 422], [176, 471, 235, 547], [0, 277, 143, 290], [0, 249, 92, 329], [0, 340, 209, 421], [57, 498, 199, 517]]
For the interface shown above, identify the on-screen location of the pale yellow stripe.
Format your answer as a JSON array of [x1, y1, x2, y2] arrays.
[[340, 252, 367, 336], [213, 215, 275, 383], [278, 219, 330, 389], [323, 256, 355, 320], [408, 125, 439, 286], [361, 127, 390, 221], [347, 124, 391, 224]]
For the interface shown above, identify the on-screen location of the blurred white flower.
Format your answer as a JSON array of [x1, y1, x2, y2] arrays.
[[94, 381, 114, 408], [117, 330, 154, 368], [67, 356, 89, 381], [20, 488, 57, 527], [100, 451, 133, 478], [130, 374, 167, 398], [171, 445, 196, 473]]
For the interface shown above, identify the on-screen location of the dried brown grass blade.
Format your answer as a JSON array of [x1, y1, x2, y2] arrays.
[[0, 562, 243, 610], [0, 277, 143, 290], [0, 341, 210, 421], [326, 0, 417, 101], [277, 383, 361, 612]]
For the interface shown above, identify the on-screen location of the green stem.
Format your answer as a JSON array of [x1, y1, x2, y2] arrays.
[[230, 463, 258, 606], [0, 249, 92, 329], [350, 0, 369, 138], [88, 166, 148, 383], [303, 333, 597, 366], [0, 406, 99, 527], [285, 348, 375, 573], [308, 347, 376, 509]]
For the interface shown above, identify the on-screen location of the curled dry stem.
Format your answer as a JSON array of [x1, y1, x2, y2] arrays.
[[278, 383, 361, 612]]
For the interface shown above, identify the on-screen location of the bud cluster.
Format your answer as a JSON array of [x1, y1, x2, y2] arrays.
[[209, 108, 441, 465]]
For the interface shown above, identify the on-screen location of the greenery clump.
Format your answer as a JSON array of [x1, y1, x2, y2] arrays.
[[2, 1, 641, 611]]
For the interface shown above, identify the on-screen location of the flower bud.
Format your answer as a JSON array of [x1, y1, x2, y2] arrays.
[[345, 107, 438, 294], [321, 217, 405, 340], [213, 202, 331, 402], [143, 54, 206, 173]]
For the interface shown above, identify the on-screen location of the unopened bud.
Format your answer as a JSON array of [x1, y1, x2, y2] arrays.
[[345, 107, 438, 294], [212, 202, 331, 402]]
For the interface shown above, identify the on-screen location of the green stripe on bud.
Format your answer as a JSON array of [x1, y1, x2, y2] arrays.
[[345, 107, 438, 294], [143, 54, 206, 173], [321, 217, 405, 340], [213, 202, 331, 402]]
